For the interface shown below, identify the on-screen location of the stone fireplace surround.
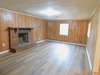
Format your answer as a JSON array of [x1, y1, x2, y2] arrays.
[[8, 27, 33, 53]]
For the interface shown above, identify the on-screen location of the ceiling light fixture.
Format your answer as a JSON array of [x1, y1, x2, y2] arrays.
[[40, 8, 61, 17]]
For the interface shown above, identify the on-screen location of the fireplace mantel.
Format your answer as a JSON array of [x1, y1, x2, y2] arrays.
[[8, 27, 33, 31], [8, 27, 34, 53]]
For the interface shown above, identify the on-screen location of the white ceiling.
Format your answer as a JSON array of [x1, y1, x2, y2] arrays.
[[0, 0, 99, 20]]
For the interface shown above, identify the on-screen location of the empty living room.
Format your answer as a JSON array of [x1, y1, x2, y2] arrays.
[[0, 0, 100, 75]]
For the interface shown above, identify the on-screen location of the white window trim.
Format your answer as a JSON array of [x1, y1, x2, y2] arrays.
[[59, 24, 69, 36]]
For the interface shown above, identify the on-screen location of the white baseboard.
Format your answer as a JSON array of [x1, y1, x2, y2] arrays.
[[35, 39, 86, 46], [47, 39, 86, 46], [86, 48, 92, 71], [0, 50, 9, 55], [36, 40, 47, 44]]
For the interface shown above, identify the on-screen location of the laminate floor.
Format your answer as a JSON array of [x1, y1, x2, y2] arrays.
[[0, 41, 89, 75]]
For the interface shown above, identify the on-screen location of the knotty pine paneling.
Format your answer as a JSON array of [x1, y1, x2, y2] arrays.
[[0, 12, 2, 51], [0, 8, 88, 52], [0, 9, 48, 52], [47, 20, 88, 44]]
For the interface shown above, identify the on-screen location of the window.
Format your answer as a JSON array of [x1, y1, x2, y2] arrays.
[[59, 24, 69, 36]]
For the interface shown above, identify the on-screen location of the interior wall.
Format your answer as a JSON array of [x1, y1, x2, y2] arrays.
[[87, 8, 99, 71], [47, 20, 88, 44], [0, 9, 48, 52], [93, 7, 100, 73], [0, 16, 2, 50], [0, 8, 89, 52], [86, 6, 100, 74]]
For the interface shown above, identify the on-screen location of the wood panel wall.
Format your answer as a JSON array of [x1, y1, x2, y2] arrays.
[[0, 9, 48, 52], [0, 8, 89, 52], [47, 20, 88, 44], [0, 16, 2, 50]]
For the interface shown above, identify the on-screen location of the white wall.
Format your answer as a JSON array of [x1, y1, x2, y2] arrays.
[[93, 7, 100, 72], [87, 7, 99, 71]]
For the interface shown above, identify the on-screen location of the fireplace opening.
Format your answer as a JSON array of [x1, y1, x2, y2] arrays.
[[18, 32, 29, 44]]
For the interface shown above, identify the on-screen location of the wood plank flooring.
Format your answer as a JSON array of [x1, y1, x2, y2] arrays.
[[0, 41, 89, 75]]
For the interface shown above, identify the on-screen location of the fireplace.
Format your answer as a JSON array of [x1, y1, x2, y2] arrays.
[[19, 32, 29, 44], [8, 27, 33, 53], [19, 33, 29, 43]]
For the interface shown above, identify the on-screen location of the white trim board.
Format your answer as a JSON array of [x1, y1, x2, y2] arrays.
[[86, 48, 92, 71], [47, 39, 86, 46], [35, 39, 86, 47], [0, 50, 9, 55], [36, 40, 47, 44]]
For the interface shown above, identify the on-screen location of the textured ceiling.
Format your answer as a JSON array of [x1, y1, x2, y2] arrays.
[[0, 0, 99, 20]]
